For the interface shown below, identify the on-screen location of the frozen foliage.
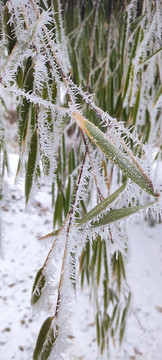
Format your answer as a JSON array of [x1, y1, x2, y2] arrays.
[[0, 0, 161, 359]]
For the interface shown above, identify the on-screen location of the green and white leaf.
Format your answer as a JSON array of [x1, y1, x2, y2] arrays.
[[73, 111, 156, 197], [91, 202, 155, 228], [33, 316, 58, 360], [31, 267, 46, 305], [77, 183, 127, 227]]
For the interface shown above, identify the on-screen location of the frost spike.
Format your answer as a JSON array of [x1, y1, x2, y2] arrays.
[[72, 111, 157, 197]]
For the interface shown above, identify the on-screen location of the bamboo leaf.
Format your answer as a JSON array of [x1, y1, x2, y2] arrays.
[[97, 236, 102, 286], [25, 130, 38, 205], [119, 252, 126, 280], [33, 316, 57, 360], [111, 303, 118, 323], [39, 228, 60, 241], [53, 192, 64, 227], [77, 183, 126, 227], [90, 240, 98, 272], [119, 307, 127, 345], [140, 48, 162, 65], [19, 66, 35, 148], [153, 86, 162, 107], [117, 257, 121, 292], [91, 201, 155, 228], [31, 268, 46, 305], [132, 87, 140, 126], [3, 5, 16, 54], [5, 12, 45, 73], [96, 313, 100, 346], [73, 111, 156, 196], [103, 240, 109, 282]]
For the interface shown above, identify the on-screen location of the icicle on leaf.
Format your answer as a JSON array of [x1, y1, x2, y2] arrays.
[[73, 111, 156, 197], [33, 316, 58, 360], [77, 183, 126, 227], [91, 202, 155, 228], [31, 267, 46, 305], [25, 130, 38, 205]]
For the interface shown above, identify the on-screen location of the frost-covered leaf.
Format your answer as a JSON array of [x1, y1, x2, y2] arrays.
[[19, 65, 35, 148], [31, 267, 46, 305], [91, 202, 155, 228], [73, 111, 156, 197], [77, 183, 126, 227], [3, 5, 16, 54], [33, 316, 57, 360]]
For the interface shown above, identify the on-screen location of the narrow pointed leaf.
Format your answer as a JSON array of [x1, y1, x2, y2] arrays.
[[33, 317, 57, 360], [31, 267, 46, 305], [25, 130, 38, 204], [91, 202, 155, 228], [3, 5, 16, 54], [140, 48, 162, 65], [5, 13, 45, 73], [19, 66, 35, 148], [97, 236, 102, 286], [39, 228, 60, 241], [77, 183, 126, 227], [73, 111, 156, 196]]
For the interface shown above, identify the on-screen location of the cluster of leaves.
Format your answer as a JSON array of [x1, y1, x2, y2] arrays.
[[0, 0, 161, 359]]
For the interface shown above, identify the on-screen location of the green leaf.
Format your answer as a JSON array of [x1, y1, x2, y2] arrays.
[[119, 252, 126, 280], [6, 13, 45, 72], [111, 303, 118, 323], [31, 268, 46, 305], [132, 87, 140, 126], [90, 240, 98, 272], [73, 111, 156, 196], [3, 5, 16, 54], [117, 256, 121, 292], [91, 201, 155, 228], [33, 316, 57, 360], [153, 86, 162, 107], [65, 177, 71, 216], [103, 240, 109, 282], [140, 48, 162, 65], [119, 307, 127, 345], [53, 192, 64, 227], [25, 130, 38, 205], [96, 313, 100, 346], [77, 183, 126, 227], [123, 26, 141, 99], [97, 236, 102, 286], [19, 66, 35, 148]]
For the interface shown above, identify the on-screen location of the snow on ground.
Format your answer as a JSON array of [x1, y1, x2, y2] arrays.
[[0, 124, 162, 360]]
